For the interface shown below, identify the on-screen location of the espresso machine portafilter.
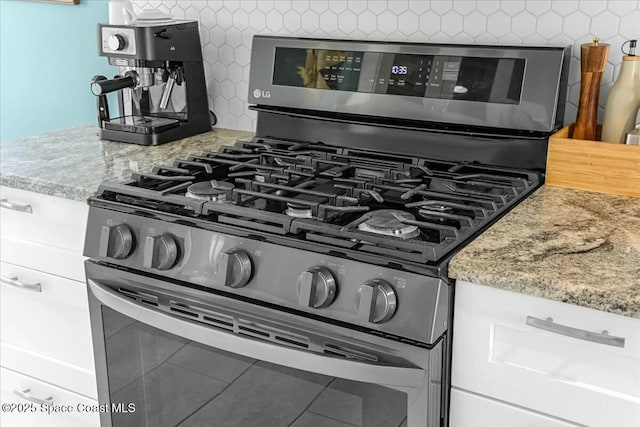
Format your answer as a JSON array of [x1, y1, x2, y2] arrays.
[[91, 20, 214, 145]]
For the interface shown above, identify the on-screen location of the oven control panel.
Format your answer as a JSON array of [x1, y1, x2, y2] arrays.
[[249, 35, 571, 133], [84, 208, 449, 345]]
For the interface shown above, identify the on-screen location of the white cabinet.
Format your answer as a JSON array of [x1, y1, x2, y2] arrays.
[[0, 367, 99, 427], [450, 388, 579, 427], [451, 280, 640, 427], [1, 236, 86, 282], [0, 187, 88, 281], [0, 186, 98, 425], [0, 262, 96, 398], [0, 187, 87, 253]]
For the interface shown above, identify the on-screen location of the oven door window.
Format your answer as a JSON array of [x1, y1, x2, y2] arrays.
[[102, 306, 408, 427]]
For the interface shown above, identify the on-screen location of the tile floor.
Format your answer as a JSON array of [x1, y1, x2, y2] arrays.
[[102, 307, 408, 427]]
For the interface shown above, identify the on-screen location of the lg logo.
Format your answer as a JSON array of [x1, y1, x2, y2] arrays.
[[253, 89, 271, 99]]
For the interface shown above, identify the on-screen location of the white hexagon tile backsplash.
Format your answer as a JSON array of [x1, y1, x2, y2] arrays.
[[131, 0, 640, 132]]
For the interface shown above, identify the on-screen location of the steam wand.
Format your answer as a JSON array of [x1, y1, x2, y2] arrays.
[[90, 71, 138, 127], [90, 75, 110, 127]]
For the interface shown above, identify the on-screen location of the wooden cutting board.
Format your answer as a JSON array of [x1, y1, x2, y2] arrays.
[[546, 125, 640, 198]]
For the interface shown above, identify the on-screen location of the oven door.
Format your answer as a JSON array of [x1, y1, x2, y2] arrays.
[[85, 262, 442, 427]]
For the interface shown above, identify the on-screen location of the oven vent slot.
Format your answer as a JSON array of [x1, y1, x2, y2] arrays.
[[170, 306, 198, 318], [238, 319, 310, 349], [166, 300, 311, 350], [275, 335, 309, 348], [168, 301, 234, 331], [202, 315, 234, 330], [238, 325, 270, 338], [140, 299, 159, 307], [159, 299, 392, 364], [117, 288, 159, 307], [237, 320, 310, 349], [322, 344, 378, 362]]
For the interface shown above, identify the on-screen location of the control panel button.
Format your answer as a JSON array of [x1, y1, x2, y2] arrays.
[[297, 266, 337, 308], [143, 234, 179, 270], [356, 279, 397, 323], [107, 34, 126, 51], [218, 249, 252, 288], [99, 224, 134, 259]]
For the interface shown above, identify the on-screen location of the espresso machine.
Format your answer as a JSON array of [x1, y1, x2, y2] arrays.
[[91, 20, 213, 145]]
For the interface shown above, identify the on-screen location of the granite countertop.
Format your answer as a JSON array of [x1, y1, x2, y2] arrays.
[[0, 125, 253, 202], [450, 186, 640, 319]]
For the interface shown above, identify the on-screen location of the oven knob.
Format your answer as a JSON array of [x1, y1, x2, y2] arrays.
[[107, 34, 126, 51], [99, 224, 134, 259], [355, 279, 397, 323], [218, 249, 252, 288], [297, 266, 337, 308], [143, 234, 179, 270]]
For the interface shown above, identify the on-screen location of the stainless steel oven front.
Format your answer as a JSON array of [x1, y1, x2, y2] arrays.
[[85, 261, 444, 427]]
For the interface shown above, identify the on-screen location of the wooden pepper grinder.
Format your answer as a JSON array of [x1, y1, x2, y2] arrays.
[[573, 38, 610, 140]]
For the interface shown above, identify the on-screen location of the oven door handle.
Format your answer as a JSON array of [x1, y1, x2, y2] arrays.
[[88, 279, 426, 389]]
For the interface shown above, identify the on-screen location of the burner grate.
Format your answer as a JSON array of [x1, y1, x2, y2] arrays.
[[94, 137, 541, 264]]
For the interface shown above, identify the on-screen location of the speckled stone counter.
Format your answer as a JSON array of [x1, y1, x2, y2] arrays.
[[449, 186, 640, 318], [0, 125, 253, 202]]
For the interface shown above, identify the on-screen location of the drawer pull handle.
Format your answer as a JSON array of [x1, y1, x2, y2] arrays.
[[0, 198, 33, 214], [13, 388, 54, 407], [526, 316, 625, 348], [1, 275, 42, 292]]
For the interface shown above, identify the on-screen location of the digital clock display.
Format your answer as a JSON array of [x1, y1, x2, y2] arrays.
[[391, 65, 408, 74], [386, 54, 431, 97]]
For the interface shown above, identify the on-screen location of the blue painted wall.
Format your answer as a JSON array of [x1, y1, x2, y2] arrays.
[[0, 0, 111, 141]]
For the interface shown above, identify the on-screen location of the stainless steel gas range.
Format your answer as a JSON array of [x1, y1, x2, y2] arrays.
[[83, 36, 570, 427]]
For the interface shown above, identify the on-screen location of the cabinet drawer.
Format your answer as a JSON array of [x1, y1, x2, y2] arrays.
[[450, 388, 579, 427], [0, 367, 99, 427], [1, 342, 97, 400], [1, 236, 86, 282], [452, 280, 640, 427], [0, 262, 94, 374], [0, 187, 88, 252]]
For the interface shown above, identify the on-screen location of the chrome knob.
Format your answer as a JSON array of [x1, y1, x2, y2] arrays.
[[99, 224, 134, 259], [297, 266, 337, 308], [107, 34, 126, 51], [143, 233, 179, 270], [218, 249, 252, 288], [356, 279, 397, 323]]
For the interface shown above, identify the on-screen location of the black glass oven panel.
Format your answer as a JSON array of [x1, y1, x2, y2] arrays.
[[101, 306, 408, 427], [273, 47, 525, 104]]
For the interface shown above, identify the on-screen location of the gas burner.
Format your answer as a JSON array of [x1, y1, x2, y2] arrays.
[[358, 210, 420, 239], [185, 180, 234, 202], [285, 202, 313, 218]]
